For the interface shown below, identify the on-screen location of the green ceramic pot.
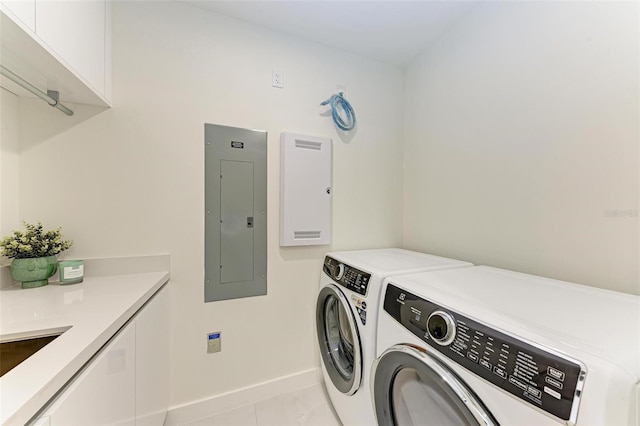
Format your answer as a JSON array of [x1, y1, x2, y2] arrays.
[[10, 256, 58, 289]]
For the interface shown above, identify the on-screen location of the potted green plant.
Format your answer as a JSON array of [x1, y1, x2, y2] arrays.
[[0, 221, 73, 289]]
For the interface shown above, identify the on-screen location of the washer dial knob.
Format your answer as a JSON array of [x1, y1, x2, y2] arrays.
[[335, 263, 346, 280], [427, 310, 456, 346]]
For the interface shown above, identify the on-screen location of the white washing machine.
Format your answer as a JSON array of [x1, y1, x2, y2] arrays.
[[373, 266, 640, 425], [316, 248, 473, 426]]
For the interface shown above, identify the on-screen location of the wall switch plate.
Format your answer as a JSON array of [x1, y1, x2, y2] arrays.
[[272, 70, 283, 88], [207, 331, 221, 353]]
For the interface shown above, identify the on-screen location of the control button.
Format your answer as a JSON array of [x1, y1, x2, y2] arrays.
[[527, 386, 542, 399], [361, 301, 367, 309], [545, 376, 563, 390], [547, 367, 565, 382], [427, 311, 457, 346], [493, 366, 507, 379], [509, 376, 527, 391], [335, 264, 346, 280], [466, 352, 479, 363], [479, 359, 492, 370], [544, 386, 562, 400]]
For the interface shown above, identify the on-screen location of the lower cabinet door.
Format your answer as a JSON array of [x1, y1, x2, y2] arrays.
[[135, 284, 170, 425], [39, 322, 136, 425]]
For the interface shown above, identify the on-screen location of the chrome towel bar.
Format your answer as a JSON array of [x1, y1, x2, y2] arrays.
[[0, 65, 74, 116]]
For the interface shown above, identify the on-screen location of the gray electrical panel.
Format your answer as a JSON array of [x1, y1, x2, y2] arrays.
[[205, 124, 267, 302]]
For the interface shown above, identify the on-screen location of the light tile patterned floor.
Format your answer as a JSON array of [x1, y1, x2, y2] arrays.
[[183, 383, 342, 426]]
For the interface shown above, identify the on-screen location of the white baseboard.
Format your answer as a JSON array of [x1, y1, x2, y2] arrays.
[[164, 368, 323, 425]]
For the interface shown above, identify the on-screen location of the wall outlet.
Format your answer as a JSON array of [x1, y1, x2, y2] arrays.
[[272, 69, 283, 88], [207, 331, 221, 353]]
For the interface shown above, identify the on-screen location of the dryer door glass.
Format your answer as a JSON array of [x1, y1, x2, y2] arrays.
[[325, 295, 354, 379], [373, 346, 498, 426], [316, 285, 362, 395], [391, 367, 476, 425]]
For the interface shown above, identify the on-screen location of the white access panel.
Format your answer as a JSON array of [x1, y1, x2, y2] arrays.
[[280, 132, 332, 246]]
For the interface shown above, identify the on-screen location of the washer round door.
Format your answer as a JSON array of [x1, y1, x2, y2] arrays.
[[316, 284, 362, 395], [372, 345, 498, 426]]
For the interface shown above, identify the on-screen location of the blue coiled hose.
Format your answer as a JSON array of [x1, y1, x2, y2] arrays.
[[321, 92, 356, 131]]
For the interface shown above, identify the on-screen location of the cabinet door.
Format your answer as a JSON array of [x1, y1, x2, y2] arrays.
[[1, 0, 35, 31], [135, 285, 170, 425], [35, 0, 106, 95], [39, 322, 136, 425]]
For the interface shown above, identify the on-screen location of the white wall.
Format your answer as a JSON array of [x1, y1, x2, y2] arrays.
[[16, 1, 404, 408], [8, 0, 638, 414], [0, 88, 20, 287], [403, 1, 639, 295]]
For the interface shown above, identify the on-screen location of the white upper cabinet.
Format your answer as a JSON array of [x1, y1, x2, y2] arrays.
[[1, 0, 35, 31], [36, 0, 108, 100], [0, 0, 112, 107]]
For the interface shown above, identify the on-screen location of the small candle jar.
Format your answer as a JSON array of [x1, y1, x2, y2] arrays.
[[58, 260, 84, 284]]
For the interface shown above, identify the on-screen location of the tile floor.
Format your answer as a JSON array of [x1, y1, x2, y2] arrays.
[[183, 383, 342, 426]]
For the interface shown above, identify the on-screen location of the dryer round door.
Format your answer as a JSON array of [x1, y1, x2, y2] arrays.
[[316, 284, 362, 395], [372, 345, 498, 426]]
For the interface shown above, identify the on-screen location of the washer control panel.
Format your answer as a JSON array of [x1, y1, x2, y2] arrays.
[[383, 283, 586, 423], [323, 256, 371, 296]]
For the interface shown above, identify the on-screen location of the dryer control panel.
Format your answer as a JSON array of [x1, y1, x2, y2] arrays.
[[383, 283, 586, 424], [323, 256, 371, 296]]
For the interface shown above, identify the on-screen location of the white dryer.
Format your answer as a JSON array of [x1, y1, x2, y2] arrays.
[[373, 266, 640, 425], [316, 249, 472, 426]]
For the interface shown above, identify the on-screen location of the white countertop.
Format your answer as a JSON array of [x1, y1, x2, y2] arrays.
[[0, 270, 170, 425]]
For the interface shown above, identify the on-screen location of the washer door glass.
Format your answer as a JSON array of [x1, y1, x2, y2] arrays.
[[372, 345, 498, 426], [316, 285, 362, 395]]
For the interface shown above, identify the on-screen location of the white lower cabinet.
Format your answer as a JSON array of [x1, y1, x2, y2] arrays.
[[31, 284, 169, 425], [135, 284, 170, 425], [36, 322, 136, 425]]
